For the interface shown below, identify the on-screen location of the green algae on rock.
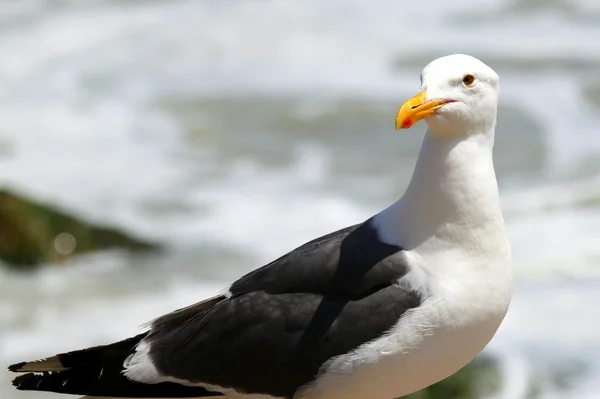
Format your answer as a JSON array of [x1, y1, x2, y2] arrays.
[[0, 189, 159, 269]]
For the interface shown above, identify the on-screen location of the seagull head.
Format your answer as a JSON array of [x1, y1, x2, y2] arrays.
[[395, 54, 500, 138]]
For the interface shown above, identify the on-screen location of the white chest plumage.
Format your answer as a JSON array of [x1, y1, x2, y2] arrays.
[[299, 258, 512, 399]]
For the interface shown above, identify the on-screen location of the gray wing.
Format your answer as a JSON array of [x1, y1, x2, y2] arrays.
[[145, 218, 422, 398], [230, 218, 407, 296]]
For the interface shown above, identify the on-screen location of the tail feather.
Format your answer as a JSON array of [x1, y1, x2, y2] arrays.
[[9, 334, 146, 373], [8, 333, 221, 398], [8, 356, 67, 373]]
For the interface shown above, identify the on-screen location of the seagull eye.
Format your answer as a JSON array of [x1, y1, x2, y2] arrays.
[[462, 74, 476, 87]]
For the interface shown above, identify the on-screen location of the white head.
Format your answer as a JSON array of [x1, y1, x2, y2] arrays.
[[395, 54, 500, 138]]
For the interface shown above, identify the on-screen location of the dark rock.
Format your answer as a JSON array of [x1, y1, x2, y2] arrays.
[[0, 189, 159, 269]]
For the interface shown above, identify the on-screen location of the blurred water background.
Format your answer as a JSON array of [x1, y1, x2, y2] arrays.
[[1, 0, 600, 398]]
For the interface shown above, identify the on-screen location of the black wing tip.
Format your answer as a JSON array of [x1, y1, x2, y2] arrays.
[[8, 361, 27, 372], [11, 372, 36, 390], [11, 370, 225, 397]]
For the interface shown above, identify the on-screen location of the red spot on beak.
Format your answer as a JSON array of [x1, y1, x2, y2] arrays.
[[401, 118, 413, 129]]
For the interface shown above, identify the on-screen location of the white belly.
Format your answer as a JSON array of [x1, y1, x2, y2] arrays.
[[297, 296, 509, 399]]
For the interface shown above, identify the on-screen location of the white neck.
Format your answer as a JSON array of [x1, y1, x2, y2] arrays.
[[374, 129, 510, 265]]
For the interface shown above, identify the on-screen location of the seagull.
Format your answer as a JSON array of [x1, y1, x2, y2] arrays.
[[8, 54, 513, 399]]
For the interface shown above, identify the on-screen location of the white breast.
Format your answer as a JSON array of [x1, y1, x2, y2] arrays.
[[297, 252, 512, 399]]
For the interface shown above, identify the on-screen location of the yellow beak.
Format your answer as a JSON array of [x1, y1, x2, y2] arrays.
[[395, 90, 454, 130]]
